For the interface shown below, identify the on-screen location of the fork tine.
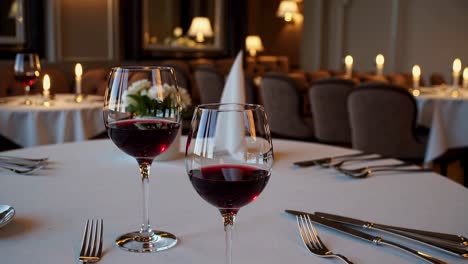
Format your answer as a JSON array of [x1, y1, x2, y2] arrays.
[[301, 215, 319, 249], [80, 220, 90, 256], [97, 219, 103, 257], [296, 216, 313, 250], [86, 220, 95, 256], [306, 215, 325, 249], [91, 219, 99, 257]]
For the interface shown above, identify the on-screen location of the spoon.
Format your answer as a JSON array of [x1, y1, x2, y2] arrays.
[[0, 205, 15, 228]]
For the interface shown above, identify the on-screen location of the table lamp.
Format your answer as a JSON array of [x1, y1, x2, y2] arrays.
[[188, 17, 213, 43], [245, 35, 264, 57]]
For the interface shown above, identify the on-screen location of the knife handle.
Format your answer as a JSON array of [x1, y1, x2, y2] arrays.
[[378, 238, 447, 264], [376, 224, 468, 247]]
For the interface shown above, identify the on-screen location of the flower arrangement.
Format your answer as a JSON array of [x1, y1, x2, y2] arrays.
[[124, 79, 191, 117]]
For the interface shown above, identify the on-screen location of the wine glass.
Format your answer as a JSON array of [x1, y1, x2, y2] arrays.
[[185, 103, 274, 264], [103, 66, 181, 252], [14, 53, 41, 105]]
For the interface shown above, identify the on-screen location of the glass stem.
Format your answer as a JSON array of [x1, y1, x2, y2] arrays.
[[25, 85, 30, 98], [223, 213, 236, 264], [138, 159, 153, 237]]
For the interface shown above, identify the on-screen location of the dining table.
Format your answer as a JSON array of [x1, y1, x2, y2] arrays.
[[415, 87, 468, 163], [0, 94, 105, 147], [0, 137, 467, 263]]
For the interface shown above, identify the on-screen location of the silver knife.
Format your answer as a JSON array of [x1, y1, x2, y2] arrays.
[[316, 211, 468, 248], [285, 210, 447, 264], [313, 212, 468, 258], [293, 152, 370, 167]]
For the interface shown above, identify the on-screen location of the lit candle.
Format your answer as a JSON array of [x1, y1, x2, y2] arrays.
[[412, 65, 421, 88], [75, 63, 83, 95], [344, 55, 353, 78], [452, 58, 461, 88], [463, 67, 468, 89], [376, 54, 384, 75], [43, 74, 51, 97]]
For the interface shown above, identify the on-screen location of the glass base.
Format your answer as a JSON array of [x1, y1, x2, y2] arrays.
[[23, 99, 32, 105], [115, 230, 177, 252]]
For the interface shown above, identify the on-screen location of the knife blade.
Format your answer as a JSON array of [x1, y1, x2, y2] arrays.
[[293, 152, 370, 167], [314, 212, 468, 257], [315, 211, 468, 247], [285, 210, 447, 264]]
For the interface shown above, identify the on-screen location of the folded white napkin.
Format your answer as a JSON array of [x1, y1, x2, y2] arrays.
[[215, 51, 246, 165]]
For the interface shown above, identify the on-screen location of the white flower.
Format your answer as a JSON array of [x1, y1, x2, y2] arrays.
[[179, 88, 192, 109], [127, 79, 151, 95]]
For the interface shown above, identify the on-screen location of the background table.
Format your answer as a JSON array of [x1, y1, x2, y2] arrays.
[[0, 94, 105, 147], [415, 88, 468, 163], [0, 138, 466, 263]]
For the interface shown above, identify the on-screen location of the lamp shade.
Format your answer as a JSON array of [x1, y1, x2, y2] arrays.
[[245, 36, 264, 52], [188, 17, 214, 37], [276, 0, 299, 17]]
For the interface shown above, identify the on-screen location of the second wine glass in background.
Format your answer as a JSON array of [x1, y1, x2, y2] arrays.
[[13, 53, 41, 105], [185, 103, 274, 264]]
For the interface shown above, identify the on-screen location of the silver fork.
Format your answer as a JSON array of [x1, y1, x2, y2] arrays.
[[80, 219, 103, 264], [0, 163, 45, 174], [337, 166, 432, 179], [297, 215, 354, 264]]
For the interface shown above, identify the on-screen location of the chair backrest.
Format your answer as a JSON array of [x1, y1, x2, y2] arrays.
[[0, 67, 23, 97], [193, 66, 225, 104], [309, 77, 356, 145], [348, 83, 424, 159], [82, 68, 108, 95], [259, 72, 314, 139], [430, 73, 446, 86]]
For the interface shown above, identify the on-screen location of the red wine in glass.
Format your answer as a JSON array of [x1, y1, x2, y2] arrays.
[[15, 74, 38, 87], [108, 119, 181, 158], [189, 165, 270, 212]]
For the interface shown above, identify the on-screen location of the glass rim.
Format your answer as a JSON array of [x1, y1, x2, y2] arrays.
[[111, 66, 175, 72], [196, 103, 265, 112]]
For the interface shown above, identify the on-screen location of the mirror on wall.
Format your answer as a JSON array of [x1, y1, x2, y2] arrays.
[[142, 0, 224, 53], [0, 0, 25, 44]]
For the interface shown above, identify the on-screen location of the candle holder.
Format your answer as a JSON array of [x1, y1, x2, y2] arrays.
[[74, 93, 86, 103], [411, 88, 421, 97], [449, 87, 460, 98], [41, 93, 53, 107]]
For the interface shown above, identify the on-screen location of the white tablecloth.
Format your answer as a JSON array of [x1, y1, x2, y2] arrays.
[[0, 138, 466, 263], [0, 94, 105, 147], [415, 88, 468, 163]]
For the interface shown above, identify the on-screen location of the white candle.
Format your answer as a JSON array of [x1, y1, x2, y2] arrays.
[[463, 67, 468, 89], [43, 74, 51, 97], [376, 54, 384, 75], [412, 65, 421, 88], [75, 63, 83, 95], [452, 58, 461, 88], [344, 55, 353, 78]]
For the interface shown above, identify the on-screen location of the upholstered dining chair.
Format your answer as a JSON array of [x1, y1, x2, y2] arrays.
[[348, 83, 427, 161], [193, 66, 256, 104], [82, 68, 108, 96], [0, 67, 24, 97], [309, 77, 356, 146], [259, 72, 315, 140]]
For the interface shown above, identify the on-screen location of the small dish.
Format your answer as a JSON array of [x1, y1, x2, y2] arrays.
[[0, 204, 15, 228]]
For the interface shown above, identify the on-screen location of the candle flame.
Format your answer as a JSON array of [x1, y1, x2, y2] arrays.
[[453, 58, 461, 72], [75, 63, 83, 77], [464, 67, 468, 79], [43, 74, 50, 91], [412, 65, 421, 76], [376, 54, 384, 65], [345, 55, 353, 66]]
